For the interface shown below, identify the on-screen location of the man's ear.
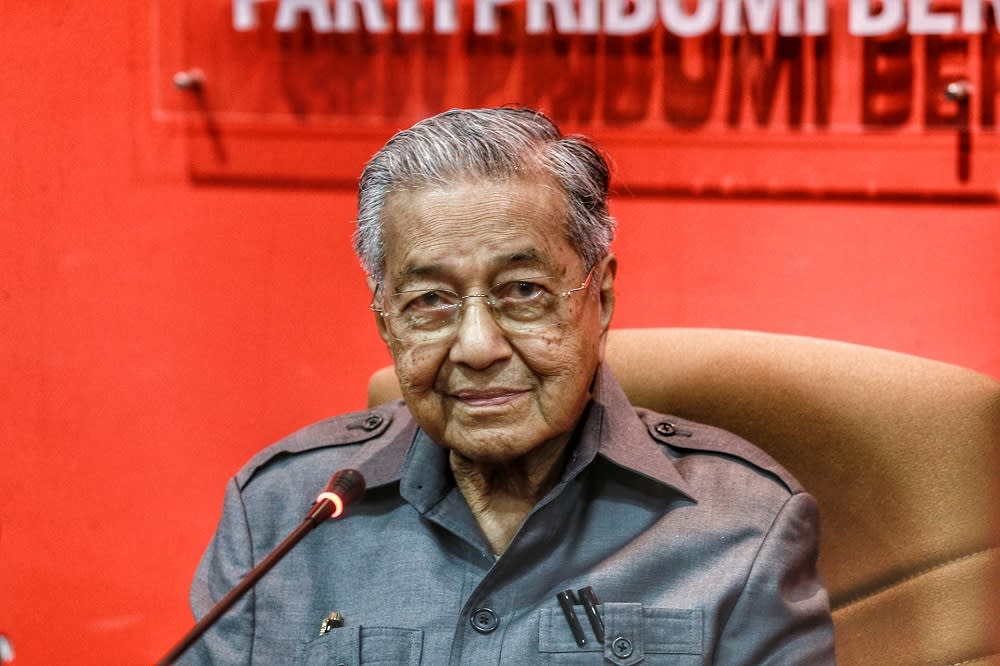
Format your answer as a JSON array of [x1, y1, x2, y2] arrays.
[[598, 254, 617, 332], [595, 254, 616, 363], [368, 277, 393, 348]]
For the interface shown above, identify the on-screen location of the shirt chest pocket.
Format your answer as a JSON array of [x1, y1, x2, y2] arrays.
[[538, 604, 703, 666], [294, 626, 423, 666]]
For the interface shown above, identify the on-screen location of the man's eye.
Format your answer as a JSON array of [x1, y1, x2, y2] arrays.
[[497, 281, 548, 302], [400, 290, 455, 312]]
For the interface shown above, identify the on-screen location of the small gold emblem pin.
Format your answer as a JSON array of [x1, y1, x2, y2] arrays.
[[318, 611, 344, 636]]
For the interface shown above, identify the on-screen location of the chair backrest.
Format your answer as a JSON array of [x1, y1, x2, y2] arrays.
[[367, 327, 1000, 665]]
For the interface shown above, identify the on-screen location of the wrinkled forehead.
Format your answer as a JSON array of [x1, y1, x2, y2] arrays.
[[380, 178, 579, 282]]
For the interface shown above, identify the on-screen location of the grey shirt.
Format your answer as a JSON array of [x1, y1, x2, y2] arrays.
[[188, 364, 835, 664]]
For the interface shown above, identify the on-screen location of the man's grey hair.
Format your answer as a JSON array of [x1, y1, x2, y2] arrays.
[[354, 107, 616, 283]]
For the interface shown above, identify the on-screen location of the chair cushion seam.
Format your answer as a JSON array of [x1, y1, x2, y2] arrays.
[[947, 653, 1000, 666], [832, 545, 1000, 611]]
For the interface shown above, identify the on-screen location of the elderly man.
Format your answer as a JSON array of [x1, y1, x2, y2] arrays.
[[188, 107, 835, 663]]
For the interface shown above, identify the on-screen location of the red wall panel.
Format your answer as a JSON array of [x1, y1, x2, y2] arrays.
[[1, 3, 997, 664]]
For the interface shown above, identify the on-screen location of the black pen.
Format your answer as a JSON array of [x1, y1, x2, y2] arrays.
[[556, 590, 586, 646], [577, 586, 604, 643]]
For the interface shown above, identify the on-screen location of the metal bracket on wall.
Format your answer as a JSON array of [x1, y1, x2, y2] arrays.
[[944, 79, 973, 183], [172, 68, 226, 163]]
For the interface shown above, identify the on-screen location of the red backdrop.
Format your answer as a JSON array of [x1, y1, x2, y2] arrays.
[[1, 3, 998, 664]]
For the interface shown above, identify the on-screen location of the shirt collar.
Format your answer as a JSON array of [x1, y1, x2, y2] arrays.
[[585, 362, 696, 501], [398, 429, 453, 511], [345, 412, 456, 512]]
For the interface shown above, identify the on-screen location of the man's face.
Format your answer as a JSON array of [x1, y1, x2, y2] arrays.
[[373, 178, 616, 463]]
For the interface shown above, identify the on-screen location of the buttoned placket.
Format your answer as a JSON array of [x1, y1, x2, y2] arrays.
[[396, 424, 601, 665]]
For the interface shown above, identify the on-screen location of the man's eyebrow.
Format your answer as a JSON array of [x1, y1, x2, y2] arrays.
[[395, 249, 550, 280], [499, 249, 545, 266], [396, 263, 440, 279]]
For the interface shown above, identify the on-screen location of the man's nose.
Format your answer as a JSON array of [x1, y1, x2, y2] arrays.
[[448, 297, 512, 369]]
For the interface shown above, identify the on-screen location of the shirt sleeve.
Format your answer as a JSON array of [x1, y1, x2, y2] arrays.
[[715, 491, 837, 665], [182, 477, 256, 665]]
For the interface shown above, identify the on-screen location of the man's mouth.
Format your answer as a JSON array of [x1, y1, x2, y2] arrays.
[[450, 389, 528, 408]]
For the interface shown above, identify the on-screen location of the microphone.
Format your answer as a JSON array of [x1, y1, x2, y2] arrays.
[[308, 468, 367, 521], [157, 469, 367, 665]]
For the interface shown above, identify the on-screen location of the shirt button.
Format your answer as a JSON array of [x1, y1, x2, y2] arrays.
[[470, 607, 499, 633], [362, 414, 384, 431], [655, 421, 677, 436], [611, 635, 634, 658]]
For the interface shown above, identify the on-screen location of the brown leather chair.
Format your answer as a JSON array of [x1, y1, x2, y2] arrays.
[[368, 328, 1000, 665]]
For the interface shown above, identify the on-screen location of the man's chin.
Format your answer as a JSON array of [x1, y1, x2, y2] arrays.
[[441, 430, 542, 465]]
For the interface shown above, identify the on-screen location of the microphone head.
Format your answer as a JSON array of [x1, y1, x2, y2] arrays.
[[315, 469, 366, 519]]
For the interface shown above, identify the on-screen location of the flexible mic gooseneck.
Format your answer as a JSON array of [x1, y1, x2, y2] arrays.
[[156, 469, 367, 665]]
